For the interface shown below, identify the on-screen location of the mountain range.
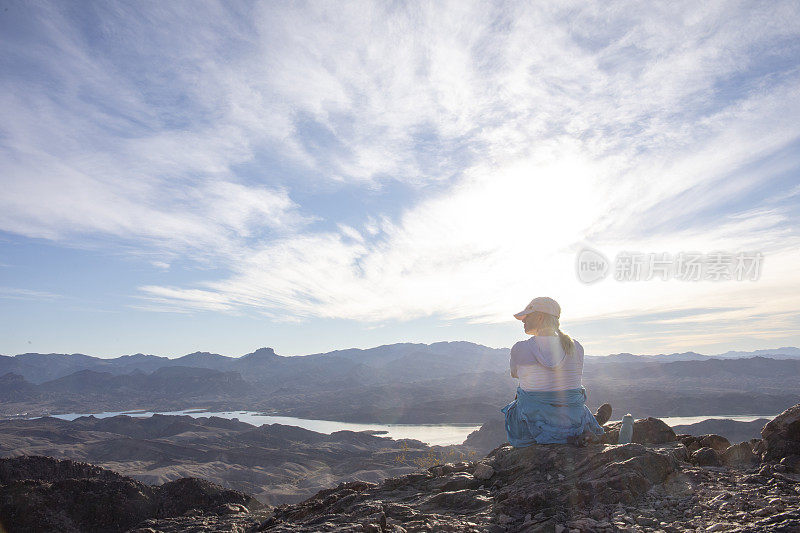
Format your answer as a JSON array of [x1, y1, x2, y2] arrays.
[[2, 342, 799, 422], [0, 342, 507, 385], [587, 346, 800, 363], [3, 343, 799, 384]]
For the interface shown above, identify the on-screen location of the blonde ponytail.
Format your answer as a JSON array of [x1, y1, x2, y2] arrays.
[[556, 327, 575, 356], [553, 316, 575, 356]]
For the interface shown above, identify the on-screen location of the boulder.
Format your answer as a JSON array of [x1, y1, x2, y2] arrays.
[[667, 444, 691, 463], [698, 434, 731, 452], [676, 434, 701, 452], [680, 436, 702, 453], [760, 403, 800, 461], [601, 417, 677, 445], [156, 477, 262, 517], [692, 447, 722, 467], [462, 417, 507, 454], [473, 463, 495, 480], [679, 433, 733, 453], [721, 442, 758, 467]]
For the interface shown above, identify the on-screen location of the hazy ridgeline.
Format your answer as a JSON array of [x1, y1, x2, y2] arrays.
[[2, 343, 799, 423]]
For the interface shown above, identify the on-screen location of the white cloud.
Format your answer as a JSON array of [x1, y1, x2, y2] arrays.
[[139, 2, 800, 350], [2, 1, 800, 352]]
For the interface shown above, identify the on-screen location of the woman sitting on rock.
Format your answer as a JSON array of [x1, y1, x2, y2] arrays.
[[502, 297, 612, 447]]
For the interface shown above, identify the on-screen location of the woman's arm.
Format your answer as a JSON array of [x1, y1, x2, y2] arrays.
[[573, 340, 585, 363], [509, 342, 522, 378]]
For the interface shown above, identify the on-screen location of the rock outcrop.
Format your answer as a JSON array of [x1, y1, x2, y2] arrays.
[[6, 406, 800, 532], [462, 415, 679, 455], [759, 403, 800, 462], [677, 433, 733, 454], [258, 441, 686, 531], [721, 441, 759, 467], [463, 416, 507, 454], [0, 455, 266, 533], [600, 417, 677, 445], [257, 410, 800, 532]]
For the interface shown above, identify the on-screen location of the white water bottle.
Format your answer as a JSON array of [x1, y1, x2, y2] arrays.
[[618, 413, 634, 444]]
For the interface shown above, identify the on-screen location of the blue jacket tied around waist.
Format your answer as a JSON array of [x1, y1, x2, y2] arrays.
[[501, 386, 604, 446]]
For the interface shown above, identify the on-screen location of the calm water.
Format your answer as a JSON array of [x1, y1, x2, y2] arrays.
[[48, 409, 482, 446], [40, 410, 777, 445], [646, 414, 775, 426]]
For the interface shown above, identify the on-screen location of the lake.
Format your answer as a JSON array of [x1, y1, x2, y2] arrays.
[[44, 410, 777, 446], [48, 409, 483, 446], [644, 414, 775, 426]]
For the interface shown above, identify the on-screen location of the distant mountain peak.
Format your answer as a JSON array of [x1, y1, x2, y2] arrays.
[[714, 346, 800, 359], [241, 347, 278, 360], [179, 351, 227, 360], [119, 353, 161, 360]]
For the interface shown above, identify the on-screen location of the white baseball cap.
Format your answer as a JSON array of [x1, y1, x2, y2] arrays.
[[513, 296, 561, 320]]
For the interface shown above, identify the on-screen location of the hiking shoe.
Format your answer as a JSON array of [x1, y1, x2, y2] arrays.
[[594, 403, 612, 426]]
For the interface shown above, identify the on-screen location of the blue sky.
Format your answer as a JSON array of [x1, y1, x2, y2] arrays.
[[1, 1, 800, 358]]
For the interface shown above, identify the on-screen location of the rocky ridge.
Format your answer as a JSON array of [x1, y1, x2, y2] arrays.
[[3, 406, 800, 532], [258, 409, 800, 533], [0, 455, 268, 533]]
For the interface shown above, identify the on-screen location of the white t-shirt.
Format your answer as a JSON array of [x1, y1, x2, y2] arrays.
[[510, 335, 584, 391]]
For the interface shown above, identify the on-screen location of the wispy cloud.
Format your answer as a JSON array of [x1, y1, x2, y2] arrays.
[[0, 287, 62, 301], [2, 1, 800, 353]]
